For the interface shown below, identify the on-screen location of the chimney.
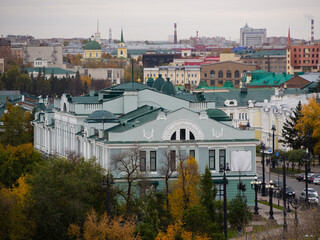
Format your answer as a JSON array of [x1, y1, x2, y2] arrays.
[[174, 23, 177, 44], [311, 19, 314, 43]]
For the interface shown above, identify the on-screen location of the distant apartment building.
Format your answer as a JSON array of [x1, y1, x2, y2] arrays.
[[286, 43, 320, 74], [78, 68, 124, 83], [142, 54, 181, 67], [240, 23, 266, 47], [11, 47, 23, 60], [0, 59, 4, 73], [201, 61, 260, 88], [240, 50, 287, 73], [0, 38, 11, 60], [144, 66, 201, 86], [23, 45, 65, 68]]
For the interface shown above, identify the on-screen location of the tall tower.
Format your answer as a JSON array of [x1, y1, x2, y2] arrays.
[[311, 19, 314, 43], [117, 28, 127, 58], [174, 23, 177, 44], [109, 28, 112, 43], [287, 28, 291, 46], [94, 19, 101, 43]]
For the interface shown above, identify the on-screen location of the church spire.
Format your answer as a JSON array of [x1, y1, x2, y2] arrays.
[[287, 28, 291, 46], [97, 19, 99, 33], [121, 28, 124, 43]]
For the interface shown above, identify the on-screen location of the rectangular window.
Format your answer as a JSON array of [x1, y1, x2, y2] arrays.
[[209, 150, 215, 170], [189, 150, 195, 158], [150, 151, 156, 171], [215, 184, 224, 200], [180, 129, 186, 140], [219, 149, 226, 170], [170, 150, 176, 171], [140, 151, 146, 171]]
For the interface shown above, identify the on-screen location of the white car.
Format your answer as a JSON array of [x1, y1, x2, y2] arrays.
[[303, 188, 318, 197], [313, 175, 320, 185]]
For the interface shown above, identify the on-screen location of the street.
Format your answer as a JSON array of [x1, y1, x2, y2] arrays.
[[257, 166, 320, 198]]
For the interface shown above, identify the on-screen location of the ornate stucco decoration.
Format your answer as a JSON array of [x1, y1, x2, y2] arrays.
[[224, 99, 238, 107], [157, 111, 167, 120], [162, 120, 204, 140], [212, 128, 223, 139], [199, 110, 208, 120], [143, 129, 154, 141]]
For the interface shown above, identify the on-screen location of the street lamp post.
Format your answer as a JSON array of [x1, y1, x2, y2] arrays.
[[282, 155, 288, 232], [266, 180, 274, 220], [101, 173, 114, 216], [219, 160, 230, 239], [271, 125, 276, 168], [260, 143, 267, 196], [251, 177, 261, 215]]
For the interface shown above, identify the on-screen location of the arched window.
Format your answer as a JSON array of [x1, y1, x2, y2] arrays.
[[204, 73, 207, 77], [210, 70, 215, 78], [226, 70, 232, 78], [171, 132, 176, 140], [235, 70, 240, 78], [218, 70, 223, 78]]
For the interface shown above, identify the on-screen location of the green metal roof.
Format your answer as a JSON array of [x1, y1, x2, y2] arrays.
[[243, 50, 286, 59], [107, 106, 163, 132], [161, 78, 176, 96], [105, 82, 152, 91], [206, 109, 232, 121], [70, 96, 99, 104], [153, 74, 165, 91], [245, 72, 293, 86], [223, 80, 235, 88], [88, 110, 116, 120], [84, 40, 101, 50], [26, 68, 75, 75]]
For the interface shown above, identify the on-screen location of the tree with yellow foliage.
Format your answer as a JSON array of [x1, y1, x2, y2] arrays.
[[68, 208, 141, 240], [168, 156, 200, 220], [0, 175, 35, 240], [296, 97, 320, 155], [155, 221, 210, 240], [80, 75, 91, 94]]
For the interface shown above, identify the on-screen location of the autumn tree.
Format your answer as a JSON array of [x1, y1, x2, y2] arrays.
[[81, 75, 91, 94], [68, 209, 141, 240], [296, 97, 320, 155], [111, 147, 147, 215], [168, 156, 200, 220], [0, 103, 34, 146], [28, 156, 107, 240], [0, 143, 42, 187], [0, 176, 35, 240]]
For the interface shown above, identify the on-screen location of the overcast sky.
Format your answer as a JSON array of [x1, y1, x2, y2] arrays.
[[1, 0, 320, 42]]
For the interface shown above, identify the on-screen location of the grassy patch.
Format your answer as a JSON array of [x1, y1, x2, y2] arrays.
[[258, 200, 295, 213]]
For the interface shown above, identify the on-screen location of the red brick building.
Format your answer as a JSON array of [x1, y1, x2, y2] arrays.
[[0, 38, 11, 59], [286, 40, 320, 74]]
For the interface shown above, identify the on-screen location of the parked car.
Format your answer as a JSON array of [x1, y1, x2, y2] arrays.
[[296, 173, 305, 181], [279, 185, 295, 198], [303, 188, 318, 198], [312, 174, 320, 184], [314, 175, 320, 185], [300, 192, 319, 205], [303, 173, 317, 183]]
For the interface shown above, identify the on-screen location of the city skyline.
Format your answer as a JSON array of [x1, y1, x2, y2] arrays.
[[1, 0, 320, 42]]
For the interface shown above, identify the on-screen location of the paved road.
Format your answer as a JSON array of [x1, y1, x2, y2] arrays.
[[257, 166, 320, 198]]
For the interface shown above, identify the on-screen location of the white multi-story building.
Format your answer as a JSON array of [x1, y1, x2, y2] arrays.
[[240, 23, 267, 47], [144, 66, 201, 86]]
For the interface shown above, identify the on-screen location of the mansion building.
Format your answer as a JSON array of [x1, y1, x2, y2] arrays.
[[33, 81, 258, 202]]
